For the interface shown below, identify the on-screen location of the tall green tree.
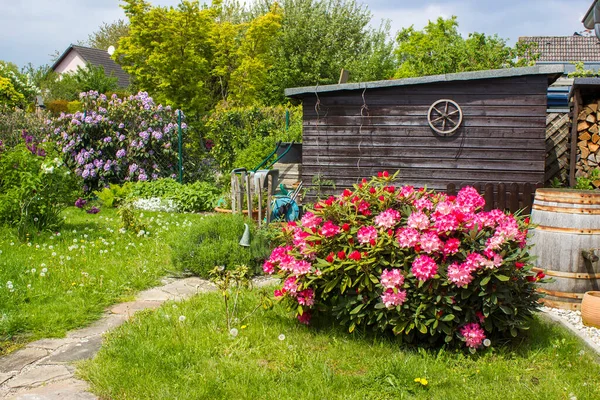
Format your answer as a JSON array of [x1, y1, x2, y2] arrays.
[[394, 16, 534, 78], [84, 19, 130, 51], [256, 0, 396, 104]]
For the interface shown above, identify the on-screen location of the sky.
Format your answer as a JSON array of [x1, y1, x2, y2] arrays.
[[0, 0, 595, 69]]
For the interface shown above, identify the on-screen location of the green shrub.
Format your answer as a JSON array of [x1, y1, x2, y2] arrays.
[[575, 168, 600, 190], [67, 100, 82, 114], [46, 99, 69, 115], [0, 106, 49, 147], [0, 136, 81, 239], [95, 183, 133, 208], [129, 178, 220, 212], [171, 213, 272, 277]]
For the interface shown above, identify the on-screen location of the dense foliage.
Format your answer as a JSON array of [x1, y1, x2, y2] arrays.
[[266, 173, 549, 350], [394, 17, 535, 78], [0, 132, 80, 238], [0, 106, 48, 146], [204, 104, 302, 173], [128, 178, 220, 212], [0, 62, 38, 108], [44, 90, 183, 191]]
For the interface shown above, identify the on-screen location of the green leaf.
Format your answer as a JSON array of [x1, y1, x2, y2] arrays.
[[496, 274, 510, 282], [441, 314, 455, 322], [350, 304, 364, 315], [480, 276, 491, 286]]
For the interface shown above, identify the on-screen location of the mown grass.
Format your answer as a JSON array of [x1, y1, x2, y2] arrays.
[[0, 207, 209, 354], [79, 289, 600, 400]]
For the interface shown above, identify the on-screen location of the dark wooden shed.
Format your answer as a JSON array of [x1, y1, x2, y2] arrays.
[[286, 65, 563, 207]]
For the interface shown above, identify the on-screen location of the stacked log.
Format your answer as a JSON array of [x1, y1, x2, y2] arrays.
[[576, 102, 600, 188]]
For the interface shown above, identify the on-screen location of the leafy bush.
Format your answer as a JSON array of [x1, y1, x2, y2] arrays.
[[575, 168, 600, 190], [204, 105, 302, 173], [128, 178, 220, 212], [95, 183, 133, 208], [67, 100, 82, 114], [0, 133, 81, 238], [0, 62, 38, 108], [44, 90, 184, 191], [171, 214, 272, 277], [265, 172, 549, 350], [46, 100, 69, 115]]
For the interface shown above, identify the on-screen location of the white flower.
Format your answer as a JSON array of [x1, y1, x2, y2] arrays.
[[483, 339, 491, 347], [31, 268, 36, 274], [278, 334, 285, 341], [229, 328, 239, 337], [178, 315, 186, 322], [40, 272, 46, 277], [42, 268, 48, 273], [6, 281, 13, 289]]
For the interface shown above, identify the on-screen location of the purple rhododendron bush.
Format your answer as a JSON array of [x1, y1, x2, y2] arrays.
[[44, 91, 184, 191], [265, 171, 549, 350]]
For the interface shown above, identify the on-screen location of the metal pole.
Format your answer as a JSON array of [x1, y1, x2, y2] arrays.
[[178, 110, 183, 183]]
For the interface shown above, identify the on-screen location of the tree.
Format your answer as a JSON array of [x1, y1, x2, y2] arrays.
[[394, 16, 534, 79], [255, 0, 396, 104], [84, 19, 129, 51]]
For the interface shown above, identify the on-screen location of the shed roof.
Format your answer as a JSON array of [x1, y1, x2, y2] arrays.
[[518, 36, 600, 62], [285, 65, 564, 98], [51, 44, 130, 88]]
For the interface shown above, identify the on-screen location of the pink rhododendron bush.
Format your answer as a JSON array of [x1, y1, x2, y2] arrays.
[[265, 172, 549, 350]]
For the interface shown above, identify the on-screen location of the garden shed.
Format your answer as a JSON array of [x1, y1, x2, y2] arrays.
[[286, 65, 564, 208]]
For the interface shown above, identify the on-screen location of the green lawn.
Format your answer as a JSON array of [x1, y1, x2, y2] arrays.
[[0, 207, 206, 354], [79, 289, 600, 400]]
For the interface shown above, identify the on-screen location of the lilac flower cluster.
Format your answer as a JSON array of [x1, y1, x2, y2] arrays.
[[44, 91, 184, 191]]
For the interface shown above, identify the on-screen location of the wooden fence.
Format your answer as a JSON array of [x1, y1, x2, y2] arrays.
[[446, 182, 543, 215], [545, 112, 570, 185]]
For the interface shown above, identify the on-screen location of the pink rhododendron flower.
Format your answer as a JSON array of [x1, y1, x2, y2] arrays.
[[434, 201, 454, 216], [443, 238, 460, 256], [419, 231, 443, 253], [297, 288, 314, 306], [485, 233, 506, 252], [263, 261, 274, 274], [380, 268, 405, 289], [398, 185, 415, 198], [447, 262, 474, 287], [464, 253, 486, 272], [414, 197, 433, 211], [397, 227, 420, 248], [407, 211, 430, 230], [293, 260, 312, 275], [283, 277, 298, 294], [411, 255, 438, 281], [320, 220, 341, 237], [274, 289, 284, 298], [375, 208, 401, 229], [357, 226, 378, 244], [348, 250, 362, 261], [301, 212, 322, 229], [433, 213, 460, 232], [297, 311, 311, 325], [381, 288, 407, 308], [278, 254, 297, 272], [460, 323, 486, 348], [268, 246, 292, 263], [456, 186, 485, 213]]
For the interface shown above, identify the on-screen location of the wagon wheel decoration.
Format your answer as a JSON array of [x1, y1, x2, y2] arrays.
[[427, 99, 463, 136]]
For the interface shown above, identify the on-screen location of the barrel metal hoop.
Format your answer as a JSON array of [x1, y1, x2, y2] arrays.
[[532, 267, 600, 280], [537, 287, 585, 299], [532, 225, 600, 235], [535, 193, 600, 204], [532, 204, 600, 215]]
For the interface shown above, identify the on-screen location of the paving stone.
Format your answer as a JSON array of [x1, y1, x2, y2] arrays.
[[6, 365, 70, 389], [136, 287, 178, 302], [0, 348, 48, 374], [27, 339, 74, 351], [6, 378, 96, 400], [110, 300, 162, 316], [42, 336, 102, 364], [67, 314, 126, 339], [0, 372, 14, 385]]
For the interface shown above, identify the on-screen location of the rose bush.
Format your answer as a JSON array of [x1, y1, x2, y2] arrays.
[[265, 172, 550, 350], [44, 90, 184, 191]]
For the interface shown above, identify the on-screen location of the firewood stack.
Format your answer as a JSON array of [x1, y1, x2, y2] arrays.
[[576, 102, 600, 187]]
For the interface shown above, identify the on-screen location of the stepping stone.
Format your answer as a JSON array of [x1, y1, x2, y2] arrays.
[[0, 372, 14, 385], [28, 339, 74, 351], [42, 336, 102, 364], [6, 378, 95, 400], [67, 314, 126, 339], [0, 348, 48, 373], [5, 365, 70, 389], [136, 287, 178, 302]]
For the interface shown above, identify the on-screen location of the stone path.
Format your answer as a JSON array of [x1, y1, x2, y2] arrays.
[[0, 276, 220, 399]]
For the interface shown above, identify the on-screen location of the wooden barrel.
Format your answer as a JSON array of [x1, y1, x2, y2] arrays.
[[528, 189, 600, 310]]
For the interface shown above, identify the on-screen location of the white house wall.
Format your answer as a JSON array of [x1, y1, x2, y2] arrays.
[[54, 51, 86, 75]]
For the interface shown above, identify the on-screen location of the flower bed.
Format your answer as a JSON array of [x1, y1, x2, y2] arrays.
[[266, 172, 549, 350]]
